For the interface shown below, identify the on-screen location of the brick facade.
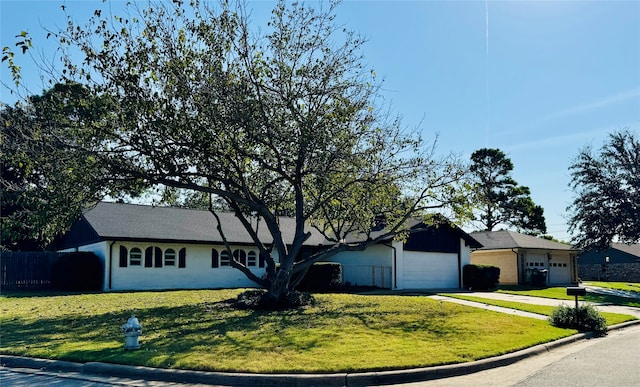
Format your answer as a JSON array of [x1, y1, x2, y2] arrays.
[[578, 263, 640, 283]]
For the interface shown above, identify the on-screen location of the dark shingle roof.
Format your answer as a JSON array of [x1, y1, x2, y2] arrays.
[[470, 230, 576, 251], [82, 202, 482, 249], [83, 202, 328, 245], [612, 243, 640, 257]]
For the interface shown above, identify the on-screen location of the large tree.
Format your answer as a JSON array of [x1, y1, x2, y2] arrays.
[[1, 83, 142, 250], [4, 0, 468, 305], [567, 130, 640, 250], [469, 148, 546, 235]]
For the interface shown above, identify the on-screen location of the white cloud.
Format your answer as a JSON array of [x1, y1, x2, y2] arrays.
[[505, 121, 640, 152], [541, 88, 640, 121]]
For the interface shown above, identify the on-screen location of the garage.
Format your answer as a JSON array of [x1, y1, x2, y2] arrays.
[[402, 251, 459, 289], [549, 258, 571, 284]]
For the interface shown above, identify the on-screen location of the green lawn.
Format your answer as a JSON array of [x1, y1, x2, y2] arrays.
[[583, 281, 640, 294], [444, 294, 637, 326], [496, 285, 640, 308], [1, 289, 575, 373]]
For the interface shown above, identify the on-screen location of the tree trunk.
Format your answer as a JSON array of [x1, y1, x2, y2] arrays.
[[265, 266, 292, 308]]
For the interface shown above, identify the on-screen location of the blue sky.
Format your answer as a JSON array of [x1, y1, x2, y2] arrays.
[[2, 1, 639, 242]]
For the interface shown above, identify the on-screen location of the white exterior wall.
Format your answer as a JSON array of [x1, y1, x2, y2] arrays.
[[327, 244, 394, 288], [459, 239, 471, 287], [110, 241, 264, 291]]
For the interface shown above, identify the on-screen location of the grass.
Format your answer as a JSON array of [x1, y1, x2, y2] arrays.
[[444, 294, 637, 326], [0, 289, 576, 373], [582, 281, 640, 294], [496, 285, 640, 308]]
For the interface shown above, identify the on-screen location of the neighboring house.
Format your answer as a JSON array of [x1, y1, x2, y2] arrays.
[[470, 230, 579, 286], [55, 202, 481, 292], [578, 243, 640, 283]]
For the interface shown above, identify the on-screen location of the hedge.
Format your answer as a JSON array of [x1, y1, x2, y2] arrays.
[[463, 264, 500, 290], [296, 262, 342, 292], [51, 252, 104, 291]]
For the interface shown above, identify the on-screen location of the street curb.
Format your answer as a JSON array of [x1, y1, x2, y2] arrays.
[[2, 321, 639, 387]]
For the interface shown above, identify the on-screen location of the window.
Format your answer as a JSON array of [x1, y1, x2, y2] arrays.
[[178, 248, 186, 268], [247, 251, 257, 267], [220, 250, 230, 266], [212, 249, 219, 268], [119, 246, 128, 267], [233, 249, 247, 266], [130, 248, 142, 266], [165, 249, 176, 266]]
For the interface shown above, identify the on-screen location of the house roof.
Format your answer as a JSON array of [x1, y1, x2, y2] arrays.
[[82, 202, 329, 246], [612, 243, 640, 257], [470, 230, 576, 251], [76, 202, 481, 250]]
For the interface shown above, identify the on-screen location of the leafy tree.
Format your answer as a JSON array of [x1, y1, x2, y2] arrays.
[[469, 148, 546, 235], [5, 0, 469, 306], [1, 83, 142, 250], [567, 130, 640, 250]]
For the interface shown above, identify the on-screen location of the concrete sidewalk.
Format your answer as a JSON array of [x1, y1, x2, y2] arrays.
[[428, 295, 549, 320], [436, 290, 640, 319]]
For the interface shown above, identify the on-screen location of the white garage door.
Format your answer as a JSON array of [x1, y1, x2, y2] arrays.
[[403, 251, 459, 289], [549, 261, 571, 284]]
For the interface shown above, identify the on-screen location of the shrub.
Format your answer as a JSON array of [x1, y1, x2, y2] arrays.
[[549, 304, 607, 335], [295, 262, 342, 292], [463, 264, 500, 290], [51, 252, 103, 291], [235, 289, 315, 310]]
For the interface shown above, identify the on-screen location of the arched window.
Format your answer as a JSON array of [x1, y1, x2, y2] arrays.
[[165, 249, 176, 266], [130, 248, 142, 266], [247, 251, 257, 267], [220, 250, 230, 267], [233, 249, 247, 265]]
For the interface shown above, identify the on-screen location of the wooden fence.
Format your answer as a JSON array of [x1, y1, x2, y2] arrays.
[[0, 251, 63, 290]]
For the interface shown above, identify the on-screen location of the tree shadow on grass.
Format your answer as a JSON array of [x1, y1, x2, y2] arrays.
[[1, 300, 348, 370]]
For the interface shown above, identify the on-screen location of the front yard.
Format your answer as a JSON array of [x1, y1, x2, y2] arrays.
[[1, 289, 575, 373]]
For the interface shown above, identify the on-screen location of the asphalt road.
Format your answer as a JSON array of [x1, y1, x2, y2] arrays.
[[397, 324, 640, 387], [0, 368, 217, 387]]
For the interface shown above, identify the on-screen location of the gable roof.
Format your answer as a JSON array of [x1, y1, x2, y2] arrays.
[[80, 202, 328, 246], [61, 202, 481, 251], [612, 243, 640, 257], [470, 230, 576, 251]]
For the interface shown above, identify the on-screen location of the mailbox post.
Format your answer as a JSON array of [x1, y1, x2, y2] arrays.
[[566, 286, 586, 328]]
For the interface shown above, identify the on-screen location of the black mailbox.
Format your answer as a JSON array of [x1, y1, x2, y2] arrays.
[[566, 287, 586, 296]]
